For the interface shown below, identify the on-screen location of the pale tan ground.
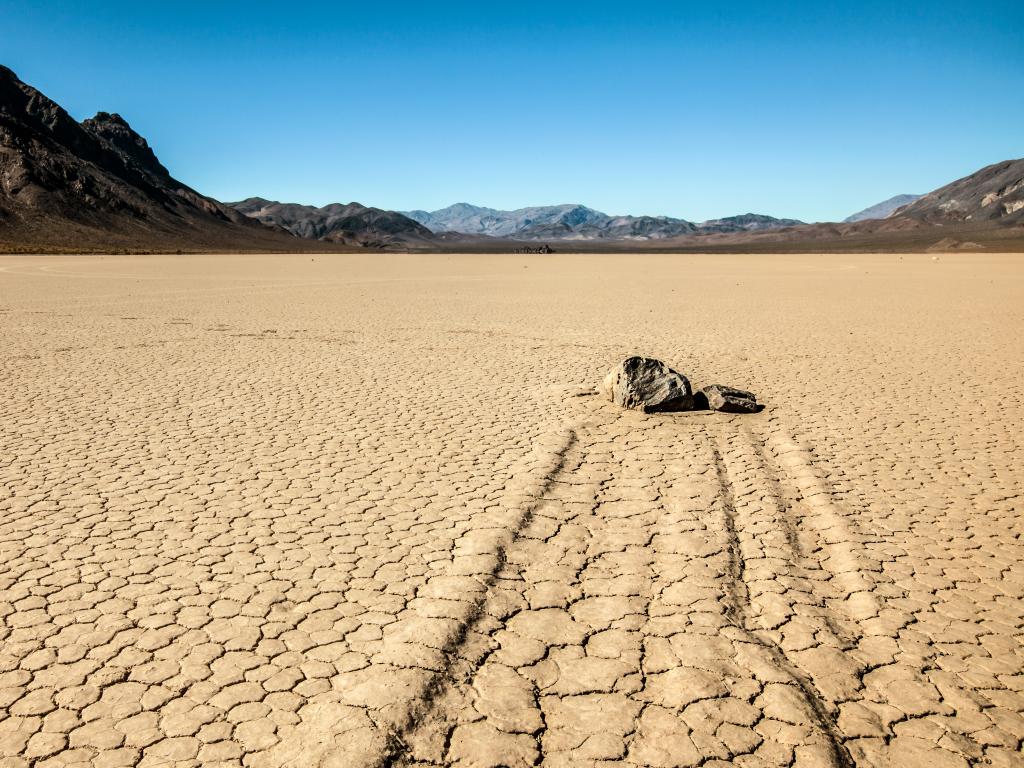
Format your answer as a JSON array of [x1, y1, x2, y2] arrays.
[[0, 253, 1022, 768]]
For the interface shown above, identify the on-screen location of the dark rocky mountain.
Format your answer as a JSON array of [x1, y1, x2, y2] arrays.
[[892, 159, 1024, 225], [844, 194, 921, 223], [0, 65, 307, 252], [403, 203, 801, 241], [227, 198, 435, 248], [516, 213, 698, 241], [697, 213, 804, 233]]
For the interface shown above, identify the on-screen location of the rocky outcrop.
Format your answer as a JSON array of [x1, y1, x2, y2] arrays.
[[697, 384, 760, 413], [893, 159, 1024, 225], [601, 357, 694, 413]]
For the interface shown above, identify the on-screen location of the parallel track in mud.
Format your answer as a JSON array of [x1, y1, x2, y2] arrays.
[[710, 435, 854, 768], [377, 428, 581, 766], [317, 414, 889, 767], [239, 407, 1023, 767]]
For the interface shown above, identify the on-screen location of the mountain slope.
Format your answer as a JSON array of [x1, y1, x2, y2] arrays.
[[892, 159, 1024, 225], [844, 194, 921, 223], [228, 198, 435, 247], [0, 65, 306, 251]]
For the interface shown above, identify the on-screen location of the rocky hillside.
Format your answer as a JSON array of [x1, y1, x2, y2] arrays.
[[403, 203, 802, 241], [892, 159, 1024, 225], [698, 213, 804, 233], [844, 194, 921, 223], [0, 65, 304, 251], [228, 198, 435, 248], [516, 213, 698, 241]]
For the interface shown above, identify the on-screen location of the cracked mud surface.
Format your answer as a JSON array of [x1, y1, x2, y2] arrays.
[[1, 252, 1022, 767]]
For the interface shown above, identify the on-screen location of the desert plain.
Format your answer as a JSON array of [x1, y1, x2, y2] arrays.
[[0, 252, 1021, 768]]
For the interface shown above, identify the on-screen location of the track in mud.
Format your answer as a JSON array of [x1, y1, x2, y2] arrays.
[[266, 411, 1006, 768], [310, 413, 882, 768]]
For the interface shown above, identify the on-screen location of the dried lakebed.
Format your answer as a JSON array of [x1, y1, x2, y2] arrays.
[[0, 252, 1022, 767]]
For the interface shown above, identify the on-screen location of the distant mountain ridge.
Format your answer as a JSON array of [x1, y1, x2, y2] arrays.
[[403, 203, 607, 239], [227, 198, 435, 247], [403, 203, 803, 241], [698, 213, 806, 234], [844, 194, 921, 223]]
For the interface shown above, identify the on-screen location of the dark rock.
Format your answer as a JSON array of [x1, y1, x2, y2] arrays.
[[701, 384, 759, 413], [601, 357, 694, 413]]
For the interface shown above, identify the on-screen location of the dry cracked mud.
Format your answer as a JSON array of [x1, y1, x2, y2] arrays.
[[0, 253, 1022, 768]]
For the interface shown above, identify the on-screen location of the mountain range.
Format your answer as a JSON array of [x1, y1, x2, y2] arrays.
[[1, 64, 1022, 253], [402, 203, 803, 241], [227, 198, 435, 248]]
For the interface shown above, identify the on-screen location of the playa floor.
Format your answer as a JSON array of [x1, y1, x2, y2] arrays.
[[1, 252, 1022, 768]]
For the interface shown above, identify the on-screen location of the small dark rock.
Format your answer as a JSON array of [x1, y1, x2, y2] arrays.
[[701, 384, 759, 413], [601, 356, 694, 413]]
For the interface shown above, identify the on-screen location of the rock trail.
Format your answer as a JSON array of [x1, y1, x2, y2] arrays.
[[382, 414, 884, 767]]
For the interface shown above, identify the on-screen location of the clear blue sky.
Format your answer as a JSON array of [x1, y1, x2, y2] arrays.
[[3, 1, 1022, 221]]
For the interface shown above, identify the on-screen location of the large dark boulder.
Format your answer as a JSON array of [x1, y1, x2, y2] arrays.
[[601, 356, 694, 413], [699, 384, 759, 413]]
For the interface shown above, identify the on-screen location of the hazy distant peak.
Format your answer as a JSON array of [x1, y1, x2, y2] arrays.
[[843, 194, 921, 223]]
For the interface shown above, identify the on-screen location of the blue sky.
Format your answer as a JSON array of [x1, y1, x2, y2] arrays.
[[3, 1, 1022, 221]]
